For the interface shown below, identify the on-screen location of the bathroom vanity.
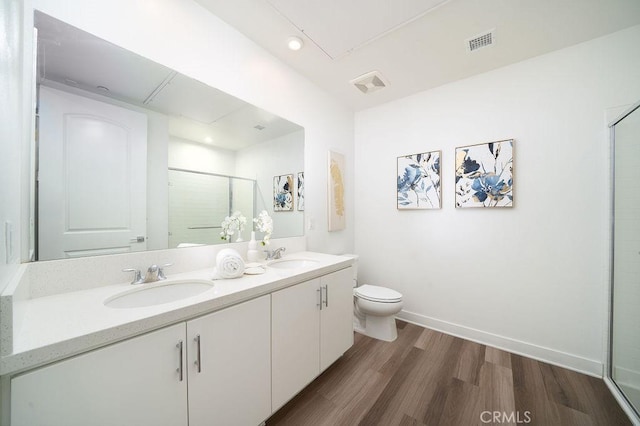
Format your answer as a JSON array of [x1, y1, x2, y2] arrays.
[[0, 250, 354, 426]]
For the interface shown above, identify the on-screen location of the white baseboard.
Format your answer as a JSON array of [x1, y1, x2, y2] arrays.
[[397, 310, 603, 377]]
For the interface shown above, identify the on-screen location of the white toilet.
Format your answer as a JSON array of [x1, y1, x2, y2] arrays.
[[345, 255, 404, 342]]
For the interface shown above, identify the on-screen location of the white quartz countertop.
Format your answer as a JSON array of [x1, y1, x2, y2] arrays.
[[1, 252, 353, 375]]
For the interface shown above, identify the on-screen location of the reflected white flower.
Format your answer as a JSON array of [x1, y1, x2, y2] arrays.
[[253, 210, 273, 246], [220, 211, 247, 241]]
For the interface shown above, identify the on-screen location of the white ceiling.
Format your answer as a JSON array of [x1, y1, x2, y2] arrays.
[[195, 0, 640, 111], [35, 11, 302, 150], [265, 0, 450, 59]]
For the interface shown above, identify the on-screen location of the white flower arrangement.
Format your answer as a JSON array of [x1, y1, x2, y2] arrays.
[[220, 211, 247, 241], [253, 210, 273, 246]]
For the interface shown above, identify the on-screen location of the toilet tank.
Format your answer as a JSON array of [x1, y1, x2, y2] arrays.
[[341, 254, 359, 287]]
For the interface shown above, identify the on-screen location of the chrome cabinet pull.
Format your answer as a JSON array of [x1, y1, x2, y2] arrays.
[[194, 334, 202, 373], [323, 285, 329, 308], [176, 340, 184, 381], [317, 287, 322, 310]]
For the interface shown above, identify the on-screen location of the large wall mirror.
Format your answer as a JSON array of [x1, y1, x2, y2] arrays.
[[32, 11, 304, 261]]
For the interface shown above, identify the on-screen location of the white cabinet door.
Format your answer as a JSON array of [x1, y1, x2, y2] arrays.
[[11, 324, 188, 426], [320, 267, 355, 371], [38, 85, 148, 260], [187, 295, 271, 426], [271, 278, 321, 411]]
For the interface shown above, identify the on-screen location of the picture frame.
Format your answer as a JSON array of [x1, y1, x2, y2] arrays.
[[454, 139, 514, 208], [297, 172, 304, 211], [397, 150, 442, 209], [273, 174, 294, 211], [328, 151, 345, 231]]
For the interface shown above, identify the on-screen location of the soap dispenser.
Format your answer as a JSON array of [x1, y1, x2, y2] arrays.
[[247, 231, 260, 262]]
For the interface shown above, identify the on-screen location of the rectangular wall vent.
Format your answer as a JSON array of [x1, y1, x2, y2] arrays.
[[467, 30, 494, 52]]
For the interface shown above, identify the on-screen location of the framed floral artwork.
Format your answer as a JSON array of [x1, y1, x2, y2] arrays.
[[328, 151, 345, 231], [297, 172, 304, 211], [455, 139, 514, 208], [397, 151, 441, 209], [273, 174, 294, 211]]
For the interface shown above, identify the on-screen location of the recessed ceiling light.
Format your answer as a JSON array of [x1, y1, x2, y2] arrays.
[[287, 36, 304, 51], [204, 136, 213, 143]]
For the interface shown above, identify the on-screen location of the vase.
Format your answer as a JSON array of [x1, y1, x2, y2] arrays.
[[247, 231, 260, 262], [235, 233, 243, 243]]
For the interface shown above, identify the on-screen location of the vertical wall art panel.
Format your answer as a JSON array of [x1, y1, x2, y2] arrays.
[[455, 139, 514, 208], [328, 151, 346, 231], [397, 151, 442, 209], [273, 174, 294, 211], [297, 172, 305, 211]]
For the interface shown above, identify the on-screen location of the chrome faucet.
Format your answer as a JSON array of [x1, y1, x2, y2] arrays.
[[144, 265, 161, 283], [123, 263, 172, 284], [264, 247, 286, 260]]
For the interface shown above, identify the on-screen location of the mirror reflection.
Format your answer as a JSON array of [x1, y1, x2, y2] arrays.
[[168, 169, 256, 248], [33, 11, 304, 261]]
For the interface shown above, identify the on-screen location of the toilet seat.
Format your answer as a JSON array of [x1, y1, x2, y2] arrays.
[[354, 284, 402, 303]]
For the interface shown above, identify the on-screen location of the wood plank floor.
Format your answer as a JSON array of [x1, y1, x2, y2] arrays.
[[266, 321, 631, 426]]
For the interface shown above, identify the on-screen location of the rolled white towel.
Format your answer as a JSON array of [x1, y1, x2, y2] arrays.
[[215, 248, 245, 279]]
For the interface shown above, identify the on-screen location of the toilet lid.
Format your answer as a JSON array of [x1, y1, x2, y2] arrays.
[[355, 284, 402, 303]]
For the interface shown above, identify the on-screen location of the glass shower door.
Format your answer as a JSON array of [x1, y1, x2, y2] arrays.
[[611, 101, 640, 416]]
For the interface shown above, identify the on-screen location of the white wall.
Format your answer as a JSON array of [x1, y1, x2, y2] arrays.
[[30, 0, 355, 256], [354, 25, 640, 375], [168, 136, 236, 176], [0, 0, 27, 419], [0, 0, 26, 293], [145, 113, 169, 250]]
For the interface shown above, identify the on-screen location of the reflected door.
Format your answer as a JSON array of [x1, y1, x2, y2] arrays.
[[612, 101, 640, 414], [38, 86, 147, 260]]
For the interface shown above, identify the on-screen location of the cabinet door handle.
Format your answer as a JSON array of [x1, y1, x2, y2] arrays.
[[194, 334, 202, 373], [317, 287, 322, 310], [176, 340, 184, 382], [323, 285, 329, 308]]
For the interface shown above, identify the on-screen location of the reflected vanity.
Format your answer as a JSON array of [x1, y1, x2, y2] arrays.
[[32, 11, 304, 261]]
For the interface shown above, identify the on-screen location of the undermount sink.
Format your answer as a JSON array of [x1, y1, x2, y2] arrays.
[[104, 280, 214, 309], [267, 258, 319, 269]]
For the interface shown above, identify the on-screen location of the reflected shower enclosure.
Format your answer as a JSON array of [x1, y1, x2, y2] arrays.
[[168, 169, 255, 247]]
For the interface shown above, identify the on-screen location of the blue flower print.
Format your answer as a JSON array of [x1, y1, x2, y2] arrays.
[[455, 140, 513, 207], [397, 164, 424, 194], [397, 152, 441, 209], [471, 173, 510, 204]]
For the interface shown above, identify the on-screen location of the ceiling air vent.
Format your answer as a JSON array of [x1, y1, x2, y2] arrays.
[[350, 71, 388, 94], [466, 29, 495, 52]]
